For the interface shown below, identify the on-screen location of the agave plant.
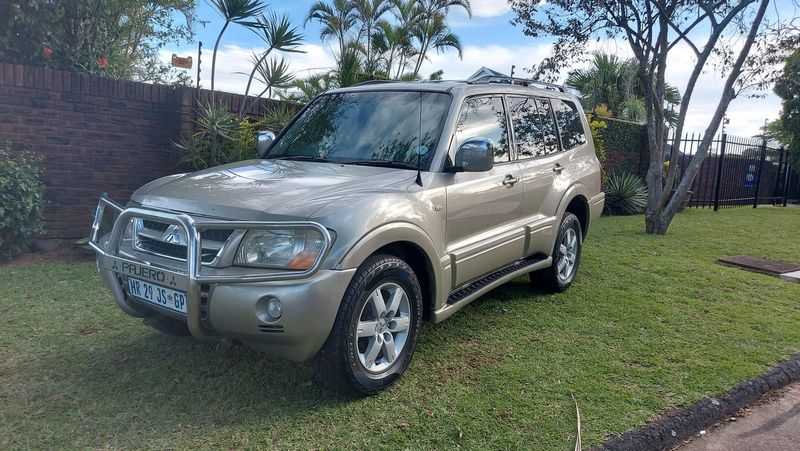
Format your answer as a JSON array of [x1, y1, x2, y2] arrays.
[[604, 171, 648, 215]]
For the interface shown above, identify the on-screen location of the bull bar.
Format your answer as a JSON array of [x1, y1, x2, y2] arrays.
[[88, 193, 333, 341]]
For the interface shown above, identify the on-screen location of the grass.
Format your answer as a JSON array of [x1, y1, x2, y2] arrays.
[[2, 207, 800, 449]]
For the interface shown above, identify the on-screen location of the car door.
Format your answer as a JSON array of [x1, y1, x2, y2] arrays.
[[509, 96, 585, 256], [508, 96, 564, 256], [444, 96, 526, 288]]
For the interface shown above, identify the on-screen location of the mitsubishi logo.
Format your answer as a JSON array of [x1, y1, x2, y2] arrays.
[[160, 225, 187, 246]]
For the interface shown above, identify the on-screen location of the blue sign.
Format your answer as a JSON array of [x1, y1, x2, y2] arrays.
[[744, 164, 757, 188]]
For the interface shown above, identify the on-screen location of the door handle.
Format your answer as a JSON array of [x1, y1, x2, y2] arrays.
[[502, 174, 520, 188], [553, 163, 564, 174]]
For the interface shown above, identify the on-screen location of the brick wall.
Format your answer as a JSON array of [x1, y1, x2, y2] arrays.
[[0, 63, 283, 240]]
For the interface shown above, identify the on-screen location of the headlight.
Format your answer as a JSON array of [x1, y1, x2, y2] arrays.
[[235, 228, 326, 270]]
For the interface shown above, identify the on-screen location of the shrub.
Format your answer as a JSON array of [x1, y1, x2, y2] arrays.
[[599, 117, 647, 154], [604, 171, 648, 215], [588, 116, 607, 163], [174, 102, 297, 170], [0, 147, 45, 260]]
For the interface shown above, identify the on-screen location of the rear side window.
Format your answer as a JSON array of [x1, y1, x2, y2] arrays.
[[552, 99, 586, 150], [454, 96, 510, 163], [508, 96, 560, 158]]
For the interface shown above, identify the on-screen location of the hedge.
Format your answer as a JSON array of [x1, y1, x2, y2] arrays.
[[596, 116, 648, 155]]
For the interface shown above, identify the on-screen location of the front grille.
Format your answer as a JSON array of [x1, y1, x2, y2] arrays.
[[132, 218, 234, 264]]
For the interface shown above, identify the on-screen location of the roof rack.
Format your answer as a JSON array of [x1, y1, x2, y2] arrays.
[[467, 75, 566, 92], [352, 79, 402, 87]]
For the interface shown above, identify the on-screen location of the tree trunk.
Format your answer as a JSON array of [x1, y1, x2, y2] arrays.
[[209, 20, 230, 105], [655, 0, 769, 234]]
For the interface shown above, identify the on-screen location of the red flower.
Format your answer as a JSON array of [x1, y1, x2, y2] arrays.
[[97, 57, 108, 69], [42, 46, 53, 58]]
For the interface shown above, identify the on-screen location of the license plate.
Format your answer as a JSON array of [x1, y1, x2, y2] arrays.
[[127, 277, 187, 314]]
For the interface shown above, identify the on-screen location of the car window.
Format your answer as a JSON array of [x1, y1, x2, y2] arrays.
[[537, 98, 560, 155], [454, 96, 510, 163], [508, 96, 555, 159], [267, 91, 451, 169], [552, 99, 586, 150]]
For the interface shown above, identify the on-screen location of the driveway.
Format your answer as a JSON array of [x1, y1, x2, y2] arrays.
[[681, 382, 800, 451]]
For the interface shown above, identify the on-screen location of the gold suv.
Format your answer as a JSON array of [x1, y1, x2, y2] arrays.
[[90, 78, 605, 395]]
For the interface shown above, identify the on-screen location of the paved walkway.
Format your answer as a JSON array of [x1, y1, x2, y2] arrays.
[[681, 382, 800, 451]]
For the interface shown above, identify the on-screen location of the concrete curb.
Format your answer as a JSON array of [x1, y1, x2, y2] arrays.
[[594, 354, 800, 451]]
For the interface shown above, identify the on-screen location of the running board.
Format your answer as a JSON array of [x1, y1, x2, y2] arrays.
[[433, 255, 551, 323]]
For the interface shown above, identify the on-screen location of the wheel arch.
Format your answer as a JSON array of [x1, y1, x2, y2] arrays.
[[557, 184, 591, 239], [336, 223, 443, 321]]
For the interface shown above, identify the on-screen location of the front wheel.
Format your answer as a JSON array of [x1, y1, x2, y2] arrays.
[[311, 254, 423, 396], [530, 212, 582, 293]]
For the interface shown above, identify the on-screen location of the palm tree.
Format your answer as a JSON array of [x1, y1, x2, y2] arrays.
[[207, 0, 267, 102], [411, 11, 463, 78], [390, 0, 424, 78], [280, 73, 335, 103], [305, 0, 354, 57], [411, 0, 471, 78], [238, 12, 303, 118], [372, 20, 412, 77], [567, 51, 682, 125], [350, 0, 393, 74]]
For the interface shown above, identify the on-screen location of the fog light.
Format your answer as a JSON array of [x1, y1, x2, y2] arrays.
[[267, 297, 283, 320]]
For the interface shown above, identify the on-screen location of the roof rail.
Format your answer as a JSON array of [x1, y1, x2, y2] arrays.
[[468, 75, 566, 92], [352, 79, 401, 87]]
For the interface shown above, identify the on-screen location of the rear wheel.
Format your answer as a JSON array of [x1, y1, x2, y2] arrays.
[[530, 212, 582, 293], [311, 254, 423, 396]]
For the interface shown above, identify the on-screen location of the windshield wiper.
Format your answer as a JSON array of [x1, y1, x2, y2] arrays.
[[271, 155, 332, 162], [343, 159, 419, 171]]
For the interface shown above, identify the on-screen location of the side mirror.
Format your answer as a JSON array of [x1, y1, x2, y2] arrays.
[[257, 130, 276, 159], [449, 138, 494, 172]]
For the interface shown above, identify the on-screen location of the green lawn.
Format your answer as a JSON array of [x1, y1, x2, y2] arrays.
[[2, 207, 800, 449]]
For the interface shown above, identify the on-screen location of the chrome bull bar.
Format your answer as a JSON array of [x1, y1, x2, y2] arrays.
[[89, 193, 332, 341]]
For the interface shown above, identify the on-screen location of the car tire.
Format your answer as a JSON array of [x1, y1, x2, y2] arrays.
[[530, 212, 582, 293], [311, 254, 423, 396]]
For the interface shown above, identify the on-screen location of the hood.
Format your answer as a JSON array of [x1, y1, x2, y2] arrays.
[[131, 160, 417, 220]]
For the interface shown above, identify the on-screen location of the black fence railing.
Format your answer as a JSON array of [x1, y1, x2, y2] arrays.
[[668, 132, 799, 210]]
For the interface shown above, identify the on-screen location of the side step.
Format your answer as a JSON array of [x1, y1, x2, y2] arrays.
[[434, 255, 551, 323], [447, 255, 548, 305]]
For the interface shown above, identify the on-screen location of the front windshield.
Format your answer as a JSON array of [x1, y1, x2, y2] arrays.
[[267, 91, 451, 170]]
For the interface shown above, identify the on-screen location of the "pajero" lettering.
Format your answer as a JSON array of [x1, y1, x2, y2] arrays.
[[119, 261, 166, 283]]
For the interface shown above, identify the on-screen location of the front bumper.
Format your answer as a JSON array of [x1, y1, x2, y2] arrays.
[[89, 195, 354, 361]]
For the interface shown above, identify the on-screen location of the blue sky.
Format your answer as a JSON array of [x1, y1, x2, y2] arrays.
[[164, 0, 787, 136]]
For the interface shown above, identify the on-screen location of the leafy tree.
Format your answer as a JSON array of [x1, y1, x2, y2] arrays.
[[774, 49, 800, 172], [512, 0, 788, 234], [0, 0, 196, 83]]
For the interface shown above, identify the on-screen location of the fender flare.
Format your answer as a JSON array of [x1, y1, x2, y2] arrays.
[[336, 222, 444, 309], [556, 183, 590, 232]]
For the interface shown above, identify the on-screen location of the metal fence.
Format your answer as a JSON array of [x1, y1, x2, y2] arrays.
[[669, 132, 799, 210]]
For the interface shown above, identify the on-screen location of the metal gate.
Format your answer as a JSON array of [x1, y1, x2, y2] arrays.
[[670, 133, 799, 210]]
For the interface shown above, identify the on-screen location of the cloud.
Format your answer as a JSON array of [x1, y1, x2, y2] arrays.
[[469, 0, 512, 18]]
